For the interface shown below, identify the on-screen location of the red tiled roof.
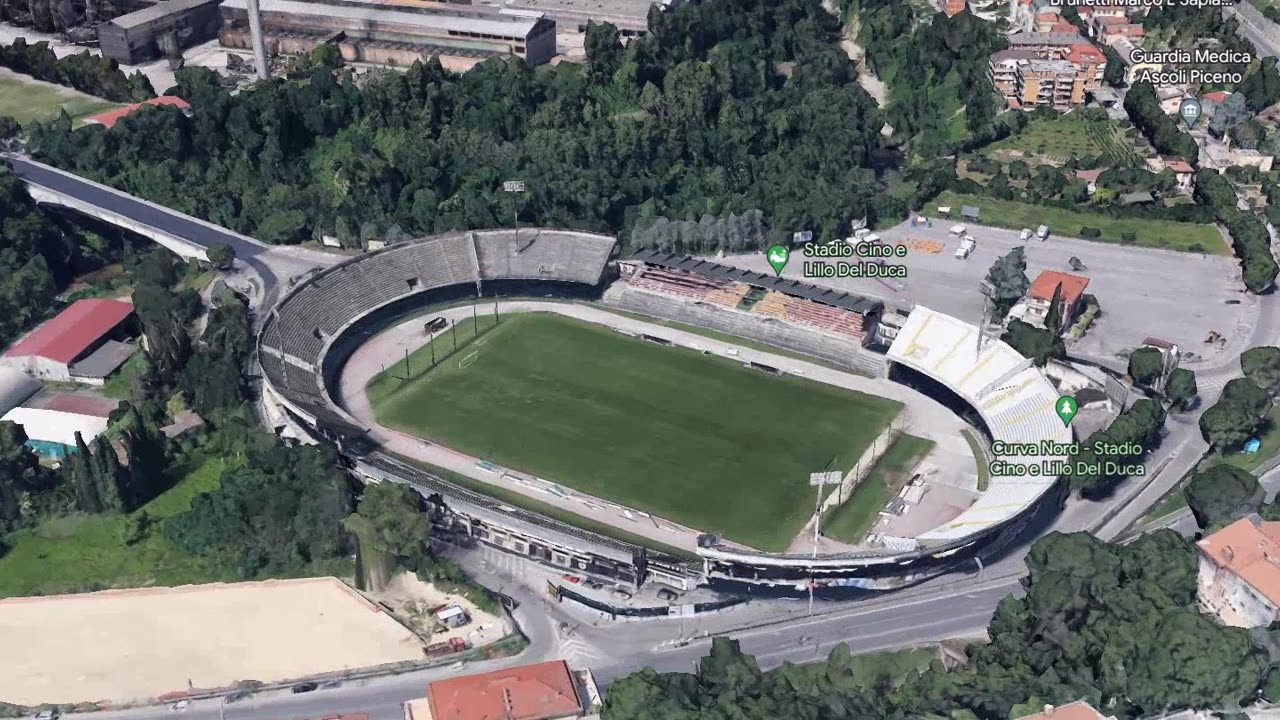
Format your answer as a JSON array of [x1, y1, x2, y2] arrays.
[[427, 660, 582, 720], [1203, 91, 1231, 104], [1067, 43, 1105, 64], [1164, 158, 1194, 173], [944, 0, 967, 15], [83, 96, 191, 130], [1198, 517, 1280, 608], [32, 392, 120, 418], [4, 299, 134, 364], [1028, 270, 1090, 308], [1074, 168, 1104, 182]]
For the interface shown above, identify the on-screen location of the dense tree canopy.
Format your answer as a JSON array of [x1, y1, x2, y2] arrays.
[[1184, 464, 1264, 531], [27, 0, 920, 246], [603, 531, 1268, 720], [1201, 378, 1273, 450]]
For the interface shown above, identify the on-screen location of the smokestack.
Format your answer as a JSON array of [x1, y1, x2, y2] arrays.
[[246, 0, 269, 80]]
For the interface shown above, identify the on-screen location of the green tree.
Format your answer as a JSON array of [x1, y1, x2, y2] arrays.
[[1183, 464, 1263, 530], [1043, 282, 1064, 336], [1200, 378, 1272, 449], [1242, 346, 1280, 394], [205, 242, 236, 271], [1165, 367, 1198, 410], [1001, 319, 1064, 367], [1128, 346, 1164, 388], [0, 421, 51, 531], [343, 482, 431, 590], [983, 246, 1030, 319]]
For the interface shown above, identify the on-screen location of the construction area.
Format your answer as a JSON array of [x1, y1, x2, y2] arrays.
[[0, 577, 426, 705]]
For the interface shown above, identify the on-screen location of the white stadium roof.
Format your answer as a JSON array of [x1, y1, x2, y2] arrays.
[[887, 306, 1070, 541]]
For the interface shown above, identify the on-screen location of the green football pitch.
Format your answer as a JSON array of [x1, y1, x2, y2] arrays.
[[370, 312, 902, 551]]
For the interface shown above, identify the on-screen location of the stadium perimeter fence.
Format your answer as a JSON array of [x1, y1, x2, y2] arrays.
[[550, 584, 747, 619]]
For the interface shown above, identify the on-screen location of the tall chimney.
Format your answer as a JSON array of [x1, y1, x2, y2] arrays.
[[246, 0, 269, 80]]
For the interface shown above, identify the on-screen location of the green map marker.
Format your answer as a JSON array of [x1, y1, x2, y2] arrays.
[[767, 244, 790, 276], [1056, 396, 1079, 426]]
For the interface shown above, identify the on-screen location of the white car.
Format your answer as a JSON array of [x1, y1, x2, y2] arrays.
[[1019, 228, 1032, 241], [33, 711, 59, 720], [169, 701, 190, 712], [955, 238, 976, 259]]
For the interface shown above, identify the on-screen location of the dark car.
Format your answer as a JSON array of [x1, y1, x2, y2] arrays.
[[291, 682, 319, 694], [1226, 299, 1242, 305]]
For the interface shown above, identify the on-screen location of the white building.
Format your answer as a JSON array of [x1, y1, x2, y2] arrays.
[[1197, 515, 1280, 628]]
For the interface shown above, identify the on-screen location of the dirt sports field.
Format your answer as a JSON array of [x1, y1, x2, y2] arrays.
[[0, 577, 426, 705]]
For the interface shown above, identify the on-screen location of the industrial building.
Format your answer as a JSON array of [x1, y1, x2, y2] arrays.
[[98, 0, 224, 64], [0, 299, 137, 385], [475, 0, 673, 37], [218, 0, 558, 70], [2, 390, 120, 458]]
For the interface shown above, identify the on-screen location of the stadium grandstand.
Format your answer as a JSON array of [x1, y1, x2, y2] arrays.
[[696, 306, 1069, 592], [260, 230, 1069, 596], [257, 229, 707, 589], [608, 251, 889, 376]]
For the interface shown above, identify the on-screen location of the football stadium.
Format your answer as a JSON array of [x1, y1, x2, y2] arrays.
[[258, 230, 1072, 595]]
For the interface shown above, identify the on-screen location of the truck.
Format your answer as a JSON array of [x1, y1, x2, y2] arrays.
[[424, 637, 468, 658], [1036, 225, 1050, 240], [954, 236, 976, 259]]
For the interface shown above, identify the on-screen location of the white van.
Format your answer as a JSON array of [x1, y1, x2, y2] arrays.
[[1036, 225, 1050, 240], [955, 237, 976, 259]]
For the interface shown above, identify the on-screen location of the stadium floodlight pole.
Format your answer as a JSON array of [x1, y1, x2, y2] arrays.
[[245, 0, 269, 80], [403, 348, 409, 381], [503, 180, 526, 241], [473, 303, 478, 334]]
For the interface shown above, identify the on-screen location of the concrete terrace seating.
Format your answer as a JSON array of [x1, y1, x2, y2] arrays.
[[474, 229, 616, 285], [887, 306, 1070, 543], [603, 284, 886, 375], [259, 229, 618, 443]]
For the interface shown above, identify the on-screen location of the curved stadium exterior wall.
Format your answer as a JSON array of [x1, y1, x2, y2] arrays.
[[257, 232, 1068, 594]]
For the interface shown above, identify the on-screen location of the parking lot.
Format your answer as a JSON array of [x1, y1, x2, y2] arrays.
[[719, 218, 1249, 362]]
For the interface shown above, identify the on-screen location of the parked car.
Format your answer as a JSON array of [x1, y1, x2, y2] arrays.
[[1019, 228, 1032, 241], [225, 691, 250, 704], [611, 588, 634, 601], [291, 682, 319, 694], [561, 574, 581, 583], [1036, 224, 1050, 240], [657, 588, 681, 602], [33, 710, 59, 720], [583, 578, 605, 590], [169, 701, 189, 712]]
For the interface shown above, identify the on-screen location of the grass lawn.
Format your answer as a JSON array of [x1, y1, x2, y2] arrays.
[[822, 435, 934, 545], [370, 313, 902, 551], [0, 457, 233, 597], [1220, 406, 1280, 474], [394, 453, 698, 561], [984, 116, 1136, 165], [0, 70, 122, 126], [933, 192, 1226, 254]]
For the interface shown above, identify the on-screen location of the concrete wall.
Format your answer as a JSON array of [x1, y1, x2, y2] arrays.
[[24, 184, 209, 262]]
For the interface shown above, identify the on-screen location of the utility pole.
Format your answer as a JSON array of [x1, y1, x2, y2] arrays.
[[429, 330, 436, 366], [473, 303, 478, 334], [403, 348, 409, 380], [245, 0, 269, 80]]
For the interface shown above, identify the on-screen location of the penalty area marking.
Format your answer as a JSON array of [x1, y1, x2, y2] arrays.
[[460, 351, 480, 369]]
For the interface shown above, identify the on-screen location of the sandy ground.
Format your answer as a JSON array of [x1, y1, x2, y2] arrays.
[[0, 577, 425, 705], [372, 572, 509, 648], [338, 302, 978, 553]]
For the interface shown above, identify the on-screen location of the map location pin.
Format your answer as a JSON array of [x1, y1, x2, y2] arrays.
[[1179, 97, 1202, 129], [766, 244, 790, 276], [1056, 396, 1079, 427]]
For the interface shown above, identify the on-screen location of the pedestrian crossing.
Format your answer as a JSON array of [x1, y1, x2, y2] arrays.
[[556, 626, 605, 667], [478, 544, 530, 582]]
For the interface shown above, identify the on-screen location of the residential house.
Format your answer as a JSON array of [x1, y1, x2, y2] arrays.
[[1197, 515, 1280, 628]]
